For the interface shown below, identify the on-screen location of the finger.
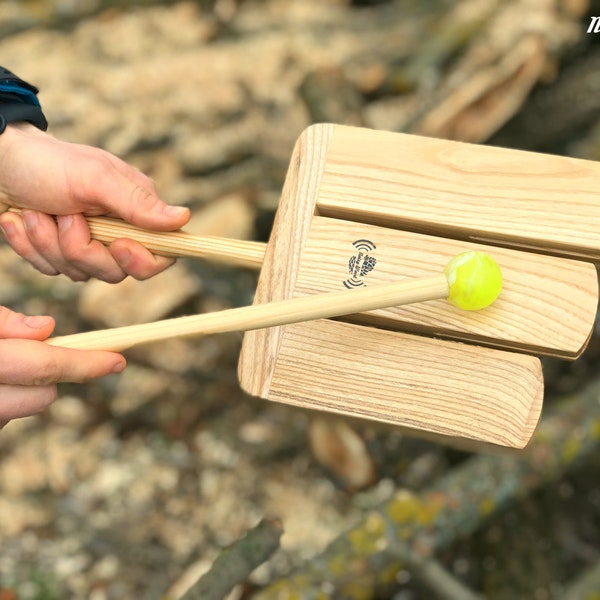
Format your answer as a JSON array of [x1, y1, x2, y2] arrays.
[[86, 153, 190, 231], [108, 183, 190, 232], [20, 210, 90, 281], [0, 306, 55, 340], [109, 238, 176, 280], [0, 384, 57, 421], [0, 211, 60, 276], [0, 339, 126, 385], [57, 213, 127, 283]]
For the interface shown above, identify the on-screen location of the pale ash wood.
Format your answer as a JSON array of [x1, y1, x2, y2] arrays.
[[295, 216, 598, 359], [237, 123, 548, 447], [85, 216, 265, 269], [316, 125, 600, 261], [0, 206, 265, 270], [238, 123, 335, 398], [268, 320, 543, 449], [46, 274, 449, 351]]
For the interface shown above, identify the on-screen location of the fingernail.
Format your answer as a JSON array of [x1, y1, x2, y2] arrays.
[[0, 220, 14, 238], [113, 246, 132, 267], [24, 315, 53, 329], [111, 360, 126, 374], [164, 205, 189, 218], [58, 215, 73, 232], [22, 210, 37, 230]]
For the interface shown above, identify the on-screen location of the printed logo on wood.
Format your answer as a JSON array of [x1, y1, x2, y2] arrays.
[[343, 239, 377, 288]]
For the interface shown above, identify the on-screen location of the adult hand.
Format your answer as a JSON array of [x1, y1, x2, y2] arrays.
[[0, 123, 190, 282], [0, 306, 125, 427]]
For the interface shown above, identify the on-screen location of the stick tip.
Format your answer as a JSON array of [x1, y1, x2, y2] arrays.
[[445, 251, 503, 310]]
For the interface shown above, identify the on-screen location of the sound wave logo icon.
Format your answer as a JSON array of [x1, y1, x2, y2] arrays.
[[343, 239, 377, 288], [352, 239, 376, 253]]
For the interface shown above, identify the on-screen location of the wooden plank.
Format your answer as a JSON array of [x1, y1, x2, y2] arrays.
[[268, 320, 543, 449], [294, 216, 598, 359], [238, 123, 334, 398], [317, 125, 600, 261]]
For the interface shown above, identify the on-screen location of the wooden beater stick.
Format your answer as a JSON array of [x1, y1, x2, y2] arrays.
[[49, 274, 450, 351], [47, 251, 502, 351], [0, 205, 266, 269]]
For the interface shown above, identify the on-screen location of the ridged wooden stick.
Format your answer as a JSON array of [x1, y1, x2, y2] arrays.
[[0, 205, 265, 269]]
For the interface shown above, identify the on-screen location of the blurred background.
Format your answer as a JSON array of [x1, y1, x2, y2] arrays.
[[1, 0, 600, 598]]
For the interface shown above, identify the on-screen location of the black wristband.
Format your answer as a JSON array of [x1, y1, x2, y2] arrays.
[[0, 66, 48, 133]]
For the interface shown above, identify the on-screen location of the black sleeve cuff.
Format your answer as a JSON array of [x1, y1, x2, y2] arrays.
[[0, 66, 48, 132]]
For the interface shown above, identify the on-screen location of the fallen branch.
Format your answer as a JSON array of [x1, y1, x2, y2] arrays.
[[177, 518, 283, 600], [397, 544, 485, 600], [255, 380, 600, 598], [564, 559, 600, 600]]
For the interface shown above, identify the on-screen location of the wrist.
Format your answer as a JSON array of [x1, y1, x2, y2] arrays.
[[0, 123, 48, 207], [0, 122, 44, 155]]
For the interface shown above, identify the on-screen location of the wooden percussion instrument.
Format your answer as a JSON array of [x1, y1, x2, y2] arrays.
[[3, 124, 599, 449]]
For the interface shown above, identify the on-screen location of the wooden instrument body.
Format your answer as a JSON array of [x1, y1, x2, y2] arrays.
[[5, 123, 597, 449], [238, 124, 600, 449]]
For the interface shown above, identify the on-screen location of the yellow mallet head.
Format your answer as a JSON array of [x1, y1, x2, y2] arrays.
[[444, 251, 502, 311]]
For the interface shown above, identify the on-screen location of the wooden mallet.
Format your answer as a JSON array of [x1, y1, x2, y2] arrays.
[[42, 250, 502, 351]]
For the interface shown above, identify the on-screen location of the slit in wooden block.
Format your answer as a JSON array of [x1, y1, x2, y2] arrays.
[[316, 125, 600, 261], [294, 216, 598, 359]]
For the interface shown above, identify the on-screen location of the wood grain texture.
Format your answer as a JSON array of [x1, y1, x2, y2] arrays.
[[294, 216, 598, 358], [2, 208, 266, 270], [269, 320, 543, 449], [86, 216, 266, 269], [47, 272, 449, 351], [238, 123, 335, 397], [237, 124, 556, 447], [316, 125, 600, 260]]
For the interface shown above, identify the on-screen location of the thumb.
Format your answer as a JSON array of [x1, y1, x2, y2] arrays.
[[0, 306, 55, 340], [100, 161, 190, 232]]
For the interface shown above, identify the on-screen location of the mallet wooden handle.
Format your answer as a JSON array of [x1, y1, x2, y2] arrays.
[[47, 275, 450, 351], [85, 215, 265, 269], [0, 205, 266, 270]]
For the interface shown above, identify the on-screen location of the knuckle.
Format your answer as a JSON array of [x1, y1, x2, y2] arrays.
[[130, 185, 159, 212], [60, 241, 80, 262], [130, 271, 153, 282], [68, 272, 90, 283], [31, 354, 62, 385], [49, 259, 85, 280], [34, 386, 58, 411], [36, 264, 60, 277], [100, 271, 126, 284], [130, 259, 174, 281]]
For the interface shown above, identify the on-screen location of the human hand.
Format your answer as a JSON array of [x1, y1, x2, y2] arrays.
[[0, 123, 190, 282], [0, 305, 126, 428]]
